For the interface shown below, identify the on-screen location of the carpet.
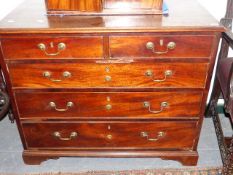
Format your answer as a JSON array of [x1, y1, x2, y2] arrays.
[[26, 167, 223, 175]]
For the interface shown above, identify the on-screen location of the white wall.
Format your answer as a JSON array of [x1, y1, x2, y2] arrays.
[[198, 0, 227, 20], [198, 0, 232, 56], [0, 0, 24, 20]]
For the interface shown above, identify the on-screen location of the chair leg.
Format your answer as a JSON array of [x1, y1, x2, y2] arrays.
[[206, 79, 221, 118], [8, 109, 14, 123], [223, 138, 233, 175], [212, 107, 229, 174], [210, 79, 233, 174]]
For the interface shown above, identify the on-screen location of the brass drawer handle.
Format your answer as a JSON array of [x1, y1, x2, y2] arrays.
[[53, 131, 78, 141], [107, 134, 113, 140], [140, 131, 166, 142], [105, 104, 112, 110], [145, 70, 172, 82], [143, 101, 168, 114], [105, 75, 112, 82], [146, 41, 176, 55], [49, 101, 74, 112], [43, 71, 72, 82], [38, 43, 66, 56]]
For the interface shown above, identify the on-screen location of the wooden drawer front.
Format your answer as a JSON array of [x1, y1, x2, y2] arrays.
[[8, 62, 208, 88], [15, 91, 202, 119], [110, 35, 214, 58], [1, 37, 103, 59], [47, 0, 103, 12], [22, 121, 198, 149], [105, 0, 162, 9]]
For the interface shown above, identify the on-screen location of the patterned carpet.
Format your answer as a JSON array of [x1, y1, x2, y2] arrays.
[[28, 167, 223, 175]]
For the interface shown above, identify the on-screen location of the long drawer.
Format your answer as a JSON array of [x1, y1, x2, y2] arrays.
[[1, 37, 104, 59], [15, 91, 203, 119], [22, 121, 198, 150], [110, 35, 214, 58], [8, 62, 208, 88]]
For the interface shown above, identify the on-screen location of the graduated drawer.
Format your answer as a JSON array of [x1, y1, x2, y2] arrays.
[[15, 91, 203, 119], [22, 121, 198, 150], [8, 62, 208, 88], [1, 37, 103, 59], [110, 35, 214, 58]]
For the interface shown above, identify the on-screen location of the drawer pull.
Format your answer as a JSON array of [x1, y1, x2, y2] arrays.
[[43, 71, 72, 82], [53, 131, 78, 141], [140, 131, 165, 142], [143, 101, 168, 114], [37, 43, 66, 56], [105, 75, 112, 82], [146, 41, 176, 55], [49, 101, 74, 112], [107, 134, 113, 140], [145, 70, 172, 82], [105, 104, 112, 110]]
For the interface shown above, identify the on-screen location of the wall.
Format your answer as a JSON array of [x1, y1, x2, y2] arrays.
[[198, 0, 227, 20]]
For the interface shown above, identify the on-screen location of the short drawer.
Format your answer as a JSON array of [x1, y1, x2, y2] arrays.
[[110, 35, 214, 58], [1, 37, 103, 59], [15, 91, 203, 119], [8, 62, 208, 88], [22, 121, 198, 150]]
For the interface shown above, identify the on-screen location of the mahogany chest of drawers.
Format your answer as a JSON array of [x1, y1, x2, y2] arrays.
[[0, 0, 224, 165]]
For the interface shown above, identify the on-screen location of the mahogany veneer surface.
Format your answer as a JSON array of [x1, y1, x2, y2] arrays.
[[109, 35, 214, 58], [15, 91, 203, 119], [8, 62, 209, 88], [46, 0, 103, 12], [2, 37, 104, 59], [45, 0, 163, 14], [105, 0, 162, 9], [22, 121, 198, 149], [0, 0, 224, 166], [0, 0, 223, 33]]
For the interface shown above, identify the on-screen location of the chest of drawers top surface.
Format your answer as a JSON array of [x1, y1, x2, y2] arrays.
[[0, 0, 224, 34]]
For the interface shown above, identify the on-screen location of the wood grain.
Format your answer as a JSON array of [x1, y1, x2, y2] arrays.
[[104, 0, 162, 9], [110, 35, 214, 58], [22, 121, 198, 149], [0, 0, 224, 34], [8, 62, 209, 88], [22, 149, 198, 166], [46, 0, 103, 12], [2, 37, 103, 59], [0, 0, 224, 166], [15, 91, 203, 119], [45, 0, 163, 14]]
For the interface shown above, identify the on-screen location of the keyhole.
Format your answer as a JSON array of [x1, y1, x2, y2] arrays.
[[160, 39, 164, 46], [50, 42, 54, 48], [105, 67, 110, 73]]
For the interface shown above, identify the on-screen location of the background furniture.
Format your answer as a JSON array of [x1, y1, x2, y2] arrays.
[[45, 0, 163, 15], [0, 67, 10, 121], [206, 0, 233, 174], [0, 0, 224, 165]]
